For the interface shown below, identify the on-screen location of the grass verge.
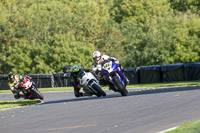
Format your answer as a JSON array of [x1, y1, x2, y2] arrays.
[[0, 100, 41, 110], [127, 81, 200, 88], [165, 120, 200, 133], [0, 81, 199, 93]]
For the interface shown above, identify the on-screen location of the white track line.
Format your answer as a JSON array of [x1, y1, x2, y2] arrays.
[[157, 126, 178, 133]]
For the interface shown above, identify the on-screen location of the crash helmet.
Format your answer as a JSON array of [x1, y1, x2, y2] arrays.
[[92, 51, 103, 64], [8, 73, 15, 83], [71, 65, 81, 77]]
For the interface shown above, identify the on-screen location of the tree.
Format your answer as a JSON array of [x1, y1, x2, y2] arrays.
[[169, 0, 200, 14]]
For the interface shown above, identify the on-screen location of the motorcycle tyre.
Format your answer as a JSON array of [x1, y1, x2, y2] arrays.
[[113, 77, 128, 96], [32, 88, 44, 100], [91, 83, 106, 97]]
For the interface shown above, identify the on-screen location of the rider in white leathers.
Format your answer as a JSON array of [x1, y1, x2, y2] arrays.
[[91, 51, 129, 85]]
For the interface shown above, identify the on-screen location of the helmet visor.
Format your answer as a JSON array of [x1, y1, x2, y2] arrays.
[[8, 77, 15, 82], [94, 57, 101, 61]]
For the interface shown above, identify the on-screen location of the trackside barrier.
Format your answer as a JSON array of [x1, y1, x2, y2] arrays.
[[184, 62, 200, 81], [0, 63, 200, 90], [124, 67, 139, 84], [0, 75, 9, 90], [139, 65, 162, 84], [27, 74, 54, 88], [161, 63, 185, 82], [63, 65, 73, 73], [53, 73, 72, 87]]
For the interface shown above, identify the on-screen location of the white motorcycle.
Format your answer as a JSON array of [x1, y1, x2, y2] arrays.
[[79, 70, 106, 97]]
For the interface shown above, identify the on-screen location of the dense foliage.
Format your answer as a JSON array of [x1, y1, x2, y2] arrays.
[[0, 0, 199, 74]]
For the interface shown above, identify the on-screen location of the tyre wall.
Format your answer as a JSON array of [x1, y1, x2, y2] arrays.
[[139, 65, 162, 83], [124, 67, 139, 84], [0, 63, 200, 90], [161, 63, 185, 82]]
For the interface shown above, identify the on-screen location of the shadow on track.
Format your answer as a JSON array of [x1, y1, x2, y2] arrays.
[[41, 93, 121, 105], [41, 86, 200, 105]]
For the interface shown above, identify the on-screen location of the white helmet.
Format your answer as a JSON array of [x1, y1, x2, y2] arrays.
[[92, 51, 102, 64]]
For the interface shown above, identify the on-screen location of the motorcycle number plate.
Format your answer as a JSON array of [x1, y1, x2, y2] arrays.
[[103, 62, 112, 71]]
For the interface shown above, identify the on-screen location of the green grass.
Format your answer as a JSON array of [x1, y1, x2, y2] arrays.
[[165, 120, 200, 133], [0, 100, 41, 110], [127, 81, 200, 88], [0, 81, 200, 93], [39, 87, 74, 92], [0, 87, 74, 93]]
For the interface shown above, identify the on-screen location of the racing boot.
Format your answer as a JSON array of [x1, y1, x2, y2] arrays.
[[119, 64, 129, 84], [125, 76, 129, 84], [14, 93, 25, 99]]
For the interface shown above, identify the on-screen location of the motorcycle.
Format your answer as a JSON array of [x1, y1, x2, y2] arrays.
[[15, 76, 44, 100], [101, 60, 128, 96], [79, 69, 106, 97]]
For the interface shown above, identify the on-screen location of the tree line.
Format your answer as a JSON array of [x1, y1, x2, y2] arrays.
[[0, 0, 199, 74]]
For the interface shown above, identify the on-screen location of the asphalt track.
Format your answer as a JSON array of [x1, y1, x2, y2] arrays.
[[0, 87, 200, 133]]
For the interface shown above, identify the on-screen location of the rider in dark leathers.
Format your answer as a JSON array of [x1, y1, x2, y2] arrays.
[[70, 65, 92, 97], [8, 73, 27, 99]]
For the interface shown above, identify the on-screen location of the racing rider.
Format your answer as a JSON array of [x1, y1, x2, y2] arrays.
[[91, 50, 129, 85], [70, 65, 92, 97], [8, 73, 27, 99]]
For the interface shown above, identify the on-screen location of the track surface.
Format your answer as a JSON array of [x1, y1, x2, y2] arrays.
[[0, 87, 200, 133]]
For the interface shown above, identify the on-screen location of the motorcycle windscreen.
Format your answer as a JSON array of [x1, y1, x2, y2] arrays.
[[111, 62, 119, 71]]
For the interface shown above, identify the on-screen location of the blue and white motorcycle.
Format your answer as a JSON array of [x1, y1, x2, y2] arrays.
[[101, 60, 128, 96]]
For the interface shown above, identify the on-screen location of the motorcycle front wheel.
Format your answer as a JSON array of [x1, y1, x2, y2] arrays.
[[91, 83, 106, 97], [113, 77, 128, 96], [32, 88, 44, 100]]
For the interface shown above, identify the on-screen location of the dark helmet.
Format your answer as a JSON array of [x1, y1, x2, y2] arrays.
[[71, 65, 81, 77], [8, 73, 15, 83]]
